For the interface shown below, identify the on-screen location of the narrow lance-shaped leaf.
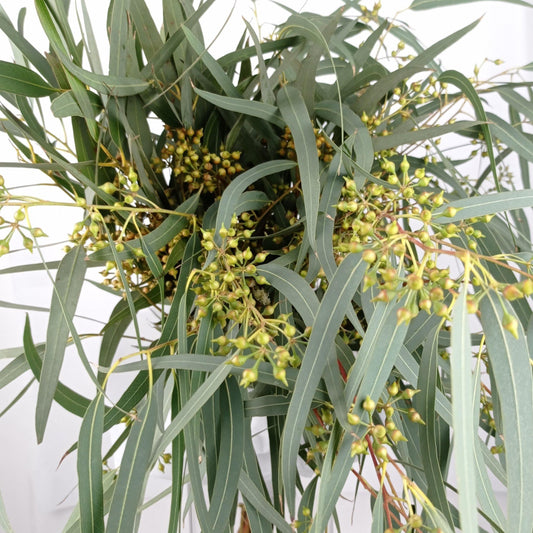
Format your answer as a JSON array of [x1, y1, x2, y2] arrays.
[[108, 0, 131, 77], [238, 471, 293, 533], [106, 395, 158, 533], [417, 327, 454, 526], [370, 490, 384, 533], [0, 489, 14, 533], [450, 286, 478, 531], [282, 252, 366, 514], [479, 293, 533, 533], [487, 111, 533, 163], [24, 317, 94, 418], [0, 353, 30, 391], [372, 120, 481, 152], [36, 245, 87, 442], [0, 60, 57, 97], [206, 378, 244, 532], [194, 87, 285, 128], [354, 19, 479, 115], [78, 394, 105, 533], [438, 70, 499, 188], [277, 85, 321, 251], [0, 6, 56, 83], [433, 189, 533, 223], [151, 361, 232, 460], [213, 159, 296, 245], [312, 297, 409, 532]]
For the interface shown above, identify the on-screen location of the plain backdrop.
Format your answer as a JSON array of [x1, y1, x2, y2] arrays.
[[0, 1, 532, 531]]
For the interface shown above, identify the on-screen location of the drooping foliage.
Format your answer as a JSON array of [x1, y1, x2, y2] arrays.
[[0, 1, 533, 531]]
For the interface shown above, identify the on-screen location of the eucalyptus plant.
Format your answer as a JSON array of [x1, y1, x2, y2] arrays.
[[1, 0, 533, 532]]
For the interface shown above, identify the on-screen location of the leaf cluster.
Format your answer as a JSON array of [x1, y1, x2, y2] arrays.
[[0, 1, 533, 532]]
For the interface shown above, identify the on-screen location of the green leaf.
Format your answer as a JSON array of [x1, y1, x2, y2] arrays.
[[139, 0, 215, 80], [242, 19, 275, 105], [182, 26, 239, 97], [62, 63, 150, 96], [355, 20, 479, 115], [370, 489, 384, 533], [129, 0, 164, 62], [0, 489, 14, 533], [35, 246, 87, 442], [487, 111, 533, 162], [257, 263, 319, 326], [278, 85, 321, 250], [194, 88, 285, 128], [206, 377, 244, 531], [450, 286, 478, 531], [372, 120, 481, 152], [113, 355, 329, 401], [78, 395, 105, 533], [24, 317, 93, 418], [282, 252, 366, 514], [0, 60, 57, 97], [107, 395, 158, 533], [439, 70, 499, 188], [151, 361, 232, 460], [0, 299, 48, 313], [480, 292, 533, 533], [0, 378, 34, 419], [63, 471, 117, 533], [498, 87, 533, 123], [473, 437, 506, 530], [410, 0, 532, 8], [214, 159, 296, 240], [313, 297, 409, 532], [51, 90, 102, 118], [433, 189, 533, 222], [0, 353, 30, 390], [0, 6, 55, 84], [417, 327, 454, 526], [238, 471, 293, 533], [108, 0, 130, 77], [168, 385, 185, 533], [89, 194, 199, 263]]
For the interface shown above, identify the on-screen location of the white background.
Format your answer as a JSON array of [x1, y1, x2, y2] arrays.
[[0, 1, 532, 531]]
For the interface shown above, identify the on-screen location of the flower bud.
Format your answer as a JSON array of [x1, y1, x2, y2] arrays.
[[240, 367, 258, 387], [273, 365, 288, 386], [502, 312, 519, 339], [350, 439, 367, 457], [0, 240, 10, 256], [363, 396, 376, 412], [362, 249, 377, 264], [99, 182, 117, 195], [503, 284, 523, 301], [347, 413, 361, 425]]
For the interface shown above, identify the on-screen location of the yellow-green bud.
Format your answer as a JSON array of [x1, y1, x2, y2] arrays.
[[240, 367, 258, 387], [99, 182, 117, 195], [363, 396, 376, 412], [31, 227, 46, 238], [347, 413, 361, 425]]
